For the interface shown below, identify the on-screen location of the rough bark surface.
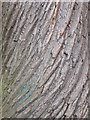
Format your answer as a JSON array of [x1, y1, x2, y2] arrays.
[[0, 1, 2, 119], [88, 1, 90, 118], [1, 1, 89, 118]]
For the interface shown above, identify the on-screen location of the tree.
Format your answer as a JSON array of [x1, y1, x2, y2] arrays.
[[1, 1, 89, 118]]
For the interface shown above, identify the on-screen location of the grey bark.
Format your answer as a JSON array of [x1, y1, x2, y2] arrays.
[[0, 1, 2, 119], [1, 1, 89, 118], [88, 1, 90, 118]]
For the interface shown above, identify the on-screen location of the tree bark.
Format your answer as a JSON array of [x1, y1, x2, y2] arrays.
[[88, 1, 90, 118], [1, 1, 89, 118], [0, 1, 2, 119]]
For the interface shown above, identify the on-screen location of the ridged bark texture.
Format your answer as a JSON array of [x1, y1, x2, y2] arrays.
[[0, 1, 2, 119], [2, 1, 89, 118], [88, 1, 90, 119]]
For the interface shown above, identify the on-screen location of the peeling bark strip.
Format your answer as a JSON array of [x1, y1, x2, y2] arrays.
[[2, 1, 89, 119]]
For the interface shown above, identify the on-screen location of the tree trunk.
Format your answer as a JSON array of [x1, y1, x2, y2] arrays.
[[0, 1, 2, 119], [1, 1, 89, 118], [88, 1, 90, 119]]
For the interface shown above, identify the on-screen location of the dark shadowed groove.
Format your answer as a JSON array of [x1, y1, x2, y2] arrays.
[[65, 55, 88, 117], [2, 3, 22, 54], [21, 23, 87, 117], [35, 1, 81, 95], [15, 4, 41, 44], [71, 81, 88, 118], [55, 103, 69, 118], [49, 2, 83, 69], [5, 47, 38, 99], [2, 18, 40, 105], [2, 3, 55, 101], [2, 3, 18, 37], [28, 50, 85, 118], [36, 2, 79, 90], [8, 2, 86, 118], [53, 58, 86, 118], [3, 3, 29, 60], [13, 56, 64, 117], [11, 58, 43, 105], [70, 58, 88, 117], [50, 40, 87, 117], [11, 3, 32, 42], [2, 2, 89, 118], [81, 99, 88, 118], [82, 101, 88, 118], [52, 14, 86, 101], [44, 12, 83, 98], [54, 55, 88, 118], [4, 3, 24, 45], [2, 52, 42, 108], [60, 2, 76, 37], [11, 74, 56, 117], [2, 49, 31, 105], [2, 47, 15, 73]]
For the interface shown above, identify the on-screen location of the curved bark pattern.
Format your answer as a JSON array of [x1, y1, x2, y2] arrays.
[[2, 1, 89, 118]]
